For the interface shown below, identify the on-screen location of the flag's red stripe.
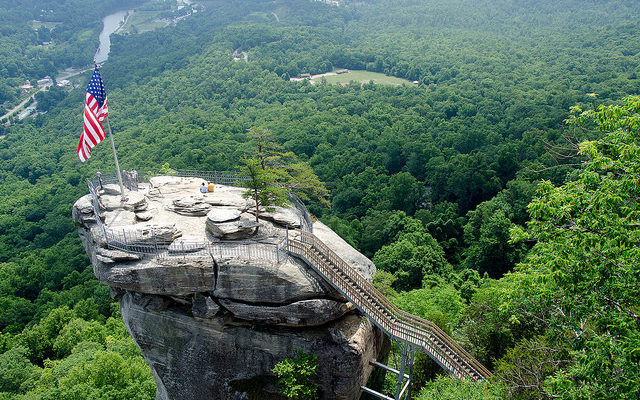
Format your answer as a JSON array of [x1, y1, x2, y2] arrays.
[[77, 70, 109, 162]]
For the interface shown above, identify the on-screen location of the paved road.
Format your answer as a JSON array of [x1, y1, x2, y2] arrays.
[[1, 66, 93, 122], [0, 85, 48, 122]]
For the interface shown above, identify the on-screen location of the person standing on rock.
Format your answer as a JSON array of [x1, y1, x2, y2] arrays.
[[131, 169, 138, 190]]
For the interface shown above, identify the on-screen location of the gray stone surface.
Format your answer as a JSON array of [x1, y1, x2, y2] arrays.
[[120, 291, 384, 400], [100, 190, 147, 212], [206, 217, 261, 239], [95, 248, 142, 263], [219, 298, 354, 327], [135, 211, 154, 221], [313, 221, 376, 281], [249, 206, 302, 228], [203, 185, 253, 210], [206, 207, 242, 223], [94, 258, 215, 296], [192, 294, 220, 319], [170, 195, 213, 216], [101, 183, 124, 195], [72, 194, 97, 225], [105, 210, 137, 227], [117, 224, 181, 246], [214, 257, 337, 304], [149, 176, 186, 188]]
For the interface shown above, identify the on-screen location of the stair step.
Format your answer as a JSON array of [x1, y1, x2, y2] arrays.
[[300, 236, 490, 382]]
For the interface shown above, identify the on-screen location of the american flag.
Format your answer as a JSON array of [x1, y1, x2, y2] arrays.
[[77, 67, 109, 162]]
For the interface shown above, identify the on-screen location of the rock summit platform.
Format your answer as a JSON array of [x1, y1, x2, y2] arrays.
[[73, 174, 382, 400]]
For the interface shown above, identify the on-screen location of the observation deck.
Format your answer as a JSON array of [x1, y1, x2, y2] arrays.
[[80, 170, 490, 399]]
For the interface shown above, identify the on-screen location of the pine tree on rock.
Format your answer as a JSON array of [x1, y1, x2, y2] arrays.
[[242, 127, 329, 223]]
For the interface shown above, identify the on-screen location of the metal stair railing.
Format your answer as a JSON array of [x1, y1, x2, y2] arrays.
[[287, 229, 492, 382], [86, 171, 489, 380]]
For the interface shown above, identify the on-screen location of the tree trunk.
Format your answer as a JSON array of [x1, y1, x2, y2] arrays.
[[253, 188, 260, 222]]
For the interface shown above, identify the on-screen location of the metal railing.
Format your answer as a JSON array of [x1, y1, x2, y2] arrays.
[[105, 228, 286, 262], [286, 230, 492, 382], [85, 170, 306, 262], [85, 171, 491, 381], [88, 169, 313, 233]]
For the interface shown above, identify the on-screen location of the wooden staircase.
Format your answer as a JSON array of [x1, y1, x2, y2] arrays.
[[286, 229, 492, 382]]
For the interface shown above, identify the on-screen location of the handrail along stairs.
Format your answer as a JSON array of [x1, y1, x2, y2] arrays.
[[286, 229, 492, 382], [86, 170, 490, 381]]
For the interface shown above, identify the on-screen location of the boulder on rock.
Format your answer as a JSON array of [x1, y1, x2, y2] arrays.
[[100, 190, 148, 212], [170, 195, 212, 216], [100, 183, 124, 195], [95, 248, 142, 264], [206, 217, 261, 239], [206, 206, 241, 223], [248, 206, 302, 228], [72, 194, 97, 225], [135, 211, 153, 221]]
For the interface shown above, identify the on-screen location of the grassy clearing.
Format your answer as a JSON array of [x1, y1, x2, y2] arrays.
[[30, 20, 61, 29], [118, 11, 170, 34], [311, 70, 413, 86]]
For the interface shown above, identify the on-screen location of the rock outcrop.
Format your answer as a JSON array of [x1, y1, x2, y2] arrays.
[[73, 176, 384, 400]]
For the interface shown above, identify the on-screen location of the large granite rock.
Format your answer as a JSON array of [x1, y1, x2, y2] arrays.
[[120, 292, 384, 400], [95, 258, 215, 296], [248, 206, 302, 228], [214, 257, 336, 304], [72, 178, 382, 400], [207, 207, 242, 223], [170, 195, 213, 216], [100, 190, 148, 212], [313, 221, 376, 281], [192, 294, 220, 319], [72, 194, 97, 225]]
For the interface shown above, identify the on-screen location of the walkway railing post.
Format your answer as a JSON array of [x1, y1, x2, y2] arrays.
[[406, 347, 416, 400], [395, 342, 408, 400]]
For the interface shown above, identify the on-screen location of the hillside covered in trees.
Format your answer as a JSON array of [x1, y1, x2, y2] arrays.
[[0, 0, 639, 399]]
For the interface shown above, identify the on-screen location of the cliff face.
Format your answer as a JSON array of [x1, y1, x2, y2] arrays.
[[73, 176, 384, 400]]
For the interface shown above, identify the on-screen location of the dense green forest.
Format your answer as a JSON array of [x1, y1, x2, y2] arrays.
[[1, 0, 639, 398], [0, 0, 146, 106]]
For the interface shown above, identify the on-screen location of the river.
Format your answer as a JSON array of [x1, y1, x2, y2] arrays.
[[94, 10, 129, 63]]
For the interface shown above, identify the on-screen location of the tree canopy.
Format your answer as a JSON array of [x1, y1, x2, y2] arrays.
[[1, 0, 640, 398]]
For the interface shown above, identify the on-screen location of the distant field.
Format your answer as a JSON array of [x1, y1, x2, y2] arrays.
[[30, 20, 61, 29], [118, 11, 170, 34], [311, 70, 413, 86]]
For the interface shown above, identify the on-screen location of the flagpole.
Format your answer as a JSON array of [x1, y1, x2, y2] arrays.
[[104, 116, 126, 201]]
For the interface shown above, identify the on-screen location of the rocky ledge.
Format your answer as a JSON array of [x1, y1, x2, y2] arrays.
[[73, 176, 383, 400]]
